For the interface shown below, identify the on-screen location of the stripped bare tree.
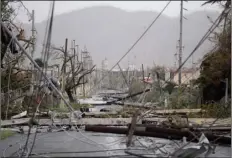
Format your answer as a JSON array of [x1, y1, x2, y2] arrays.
[[51, 45, 96, 102]]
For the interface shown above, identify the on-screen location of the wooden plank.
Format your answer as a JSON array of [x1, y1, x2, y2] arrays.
[[1, 118, 30, 127], [11, 111, 27, 119]]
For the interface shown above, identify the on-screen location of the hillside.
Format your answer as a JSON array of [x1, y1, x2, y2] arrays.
[[22, 6, 220, 68]]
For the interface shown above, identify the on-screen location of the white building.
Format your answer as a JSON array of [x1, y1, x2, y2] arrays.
[[166, 67, 200, 84]]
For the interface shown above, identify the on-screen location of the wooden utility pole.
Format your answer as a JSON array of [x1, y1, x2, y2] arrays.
[[178, 0, 183, 85], [126, 110, 139, 147], [141, 64, 145, 88], [225, 78, 228, 105], [64, 38, 68, 75], [0, 53, 1, 139], [117, 63, 129, 89]]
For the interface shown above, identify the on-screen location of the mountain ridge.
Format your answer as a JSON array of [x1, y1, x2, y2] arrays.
[[22, 6, 220, 68]]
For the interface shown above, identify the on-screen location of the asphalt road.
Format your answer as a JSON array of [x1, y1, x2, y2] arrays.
[[0, 130, 230, 157]]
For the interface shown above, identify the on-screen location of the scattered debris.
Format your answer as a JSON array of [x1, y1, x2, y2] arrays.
[[11, 111, 27, 119], [171, 134, 215, 158], [85, 125, 231, 145]]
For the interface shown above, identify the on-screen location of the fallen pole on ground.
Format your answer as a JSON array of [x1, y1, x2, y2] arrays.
[[134, 124, 231, 133], [85, 125, 231, 146], [109, 89, 151, 104]]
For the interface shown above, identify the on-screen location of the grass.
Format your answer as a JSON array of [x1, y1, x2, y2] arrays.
[[201, 103, 231, 118], [70, 103, 93, 110], [50, 107, 69, 112], [1, 130, 15, 140]]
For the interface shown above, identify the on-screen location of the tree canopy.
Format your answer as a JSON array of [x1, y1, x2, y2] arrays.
[[196, 0, 231, 103]]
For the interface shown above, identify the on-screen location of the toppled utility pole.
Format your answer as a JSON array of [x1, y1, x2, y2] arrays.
[[85, 125, 231, 145], [117, 63, 129, 89]]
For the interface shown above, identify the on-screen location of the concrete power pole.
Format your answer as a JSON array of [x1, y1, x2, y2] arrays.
[[178, 0, 183, 85], [60, 38, 68, 108], [72, 40, 77, 95], [73, 40, 76, 69], [30, 10, 36, 94], [75, 45, 79, 62]]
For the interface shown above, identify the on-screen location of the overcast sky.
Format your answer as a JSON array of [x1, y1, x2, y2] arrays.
[[13, 1, 222, 23]]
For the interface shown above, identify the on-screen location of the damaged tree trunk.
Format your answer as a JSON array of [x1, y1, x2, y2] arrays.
[[65, 89, 75, 103]]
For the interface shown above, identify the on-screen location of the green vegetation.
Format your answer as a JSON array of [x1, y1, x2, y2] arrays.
[[201, 103, 231, 118], [70, 103, 93, 109], [128, 1, 231, 118], [1, 130, 15, 140], [1, 1, 14, 22], [196, 24, 231, 89]]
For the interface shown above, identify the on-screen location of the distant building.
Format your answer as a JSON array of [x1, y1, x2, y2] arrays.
[[140, 76, 153, 84], [102, 58, 108, 71], [167, 67, 200, 84]]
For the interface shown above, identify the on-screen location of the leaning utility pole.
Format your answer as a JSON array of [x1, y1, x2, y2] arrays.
[[178, 0, 183, 85], [30, 10, 36, 94]]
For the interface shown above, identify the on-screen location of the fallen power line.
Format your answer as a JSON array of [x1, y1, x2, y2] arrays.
[[85, 125, 231, 146], [87, 1, 172, 95]]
